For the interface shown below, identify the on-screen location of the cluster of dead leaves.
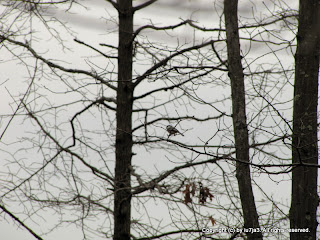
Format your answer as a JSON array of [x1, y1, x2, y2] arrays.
[[182, 182, 214, 205]]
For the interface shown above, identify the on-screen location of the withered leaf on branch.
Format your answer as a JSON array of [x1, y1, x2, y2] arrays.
[[199, 182, 214, 205], [209, 216, 216, 226], [183, 183, 197, 204]]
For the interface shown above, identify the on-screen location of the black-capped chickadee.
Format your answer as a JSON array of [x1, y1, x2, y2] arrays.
[[166, 125, 184, 136]]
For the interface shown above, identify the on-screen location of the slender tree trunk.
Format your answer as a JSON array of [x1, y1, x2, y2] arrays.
[[114, 1, 133, 239], [224, 1, 262, 239], [290, 1, 320, 239]]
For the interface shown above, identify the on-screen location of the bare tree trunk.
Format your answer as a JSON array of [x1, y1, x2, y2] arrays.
[[224, 1, 262, 239], [114, 0, 133, 239], [290, 1, 320, 239]]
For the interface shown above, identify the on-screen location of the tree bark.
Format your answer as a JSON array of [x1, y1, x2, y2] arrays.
[[114, 1, 133, 240], [290, 1, 320, 239], [224, 1, 262, 239]]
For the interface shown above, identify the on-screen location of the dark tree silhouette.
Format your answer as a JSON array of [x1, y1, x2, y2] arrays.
[[290, 0, 320, 239], [224, 0, 262, 239]]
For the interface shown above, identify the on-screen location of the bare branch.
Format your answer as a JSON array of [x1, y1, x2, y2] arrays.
[[99, 43, 118, 49], [0, 65, 36, 141], [132, 115, 224, 133], [22, 103, 114, 182], [132, 19, 191, 41], [105, 0, 118, 10], [74, 38, 117, 59], [133, 40, 222, 87], [133, 0, 158, 12], [1, 35, 117, 91], [0, 204, 44, 240], [135, 229, 203, 240]]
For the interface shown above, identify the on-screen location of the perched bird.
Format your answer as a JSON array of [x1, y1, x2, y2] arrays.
[[166, 125, 184, 136]]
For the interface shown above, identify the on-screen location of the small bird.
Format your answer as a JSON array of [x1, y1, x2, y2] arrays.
[[166, 125, 184, 136]]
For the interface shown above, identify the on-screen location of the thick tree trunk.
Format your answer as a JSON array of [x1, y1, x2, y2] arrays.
[[224, 1, 262, 239], [114, 1, 133, 240], [290, 1, 320, 239]]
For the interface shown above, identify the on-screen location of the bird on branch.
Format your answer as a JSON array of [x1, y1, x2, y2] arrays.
[[166, 125, 184, 136]]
